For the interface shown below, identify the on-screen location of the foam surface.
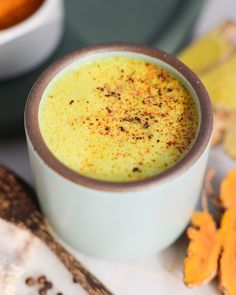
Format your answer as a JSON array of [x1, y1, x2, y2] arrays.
[[39, 56, 198, 182]]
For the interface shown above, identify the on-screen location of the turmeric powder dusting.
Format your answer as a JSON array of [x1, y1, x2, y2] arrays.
[[184, 169, 236, 295], [184, 211, 221, 287], [0, 0, 44, 30]]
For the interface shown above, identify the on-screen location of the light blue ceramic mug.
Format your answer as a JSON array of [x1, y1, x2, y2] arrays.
[[25, 44, 213, 260]]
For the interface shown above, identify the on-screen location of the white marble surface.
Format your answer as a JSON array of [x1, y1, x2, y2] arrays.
[[1, 0, 236, 294]]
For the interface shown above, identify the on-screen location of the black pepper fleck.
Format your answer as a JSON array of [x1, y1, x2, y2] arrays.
[[25, 277, 35, 287], [143, 122, 150, 128], [38, 287, 47, 295], [45, 281, 53, 289]]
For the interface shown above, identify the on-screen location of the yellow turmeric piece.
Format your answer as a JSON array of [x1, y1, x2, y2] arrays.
[[219, 208, 236, 295], [184, 212, 221, 287], [184, 169, 236, 294], [219, 170, 236, 295], [0, 0, 44, 30]]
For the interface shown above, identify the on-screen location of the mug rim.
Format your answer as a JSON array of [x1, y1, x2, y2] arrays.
[[25, 43, 213, 192]]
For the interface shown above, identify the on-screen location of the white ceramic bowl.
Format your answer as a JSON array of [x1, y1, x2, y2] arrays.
[[0, 0, 64, 80]]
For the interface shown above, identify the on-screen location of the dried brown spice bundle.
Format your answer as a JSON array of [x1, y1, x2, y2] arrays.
[[0, 165, 112, 295]]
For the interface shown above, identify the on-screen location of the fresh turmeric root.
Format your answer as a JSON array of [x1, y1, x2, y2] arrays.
[[184, 169, 236, 295], [184, 212, 221, 287], [219, 208, 236, 295], [219, 171, 236, 295]]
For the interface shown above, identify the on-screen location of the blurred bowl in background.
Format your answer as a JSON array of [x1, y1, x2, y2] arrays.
[[0, 0, 205, 136], [0, 0, 64, 80]]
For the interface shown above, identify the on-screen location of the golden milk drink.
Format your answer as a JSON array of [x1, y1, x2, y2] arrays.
[[39, 56, 198, 182]]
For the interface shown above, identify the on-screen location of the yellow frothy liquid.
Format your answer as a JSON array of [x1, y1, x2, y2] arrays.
[[39, 56, 199, 182]]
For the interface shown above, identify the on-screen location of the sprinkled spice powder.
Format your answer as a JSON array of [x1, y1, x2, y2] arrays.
[[39, 56, 199, 182]]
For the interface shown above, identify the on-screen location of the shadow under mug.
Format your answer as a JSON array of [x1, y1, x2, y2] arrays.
[[25, 44, 213, 260]]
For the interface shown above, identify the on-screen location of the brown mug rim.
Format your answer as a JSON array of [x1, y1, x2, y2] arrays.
[[25, 43, 213, 192]]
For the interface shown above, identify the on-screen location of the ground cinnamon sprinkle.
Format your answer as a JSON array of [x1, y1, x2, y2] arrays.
[[0, 0, 44, 30]]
